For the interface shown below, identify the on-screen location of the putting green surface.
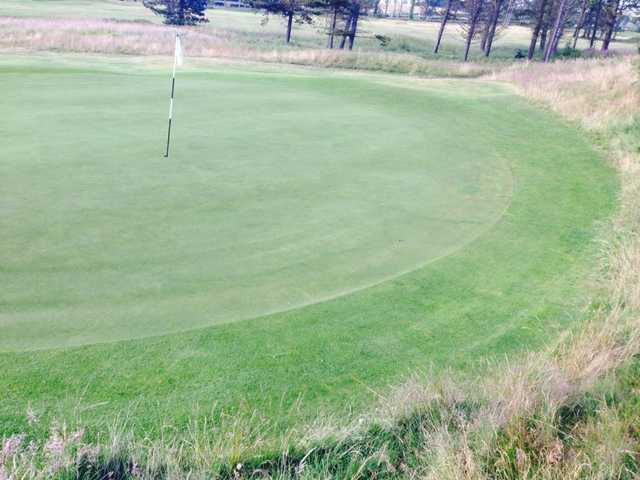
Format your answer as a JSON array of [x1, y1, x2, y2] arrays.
[[0, 57, 616, 434], [2, 63, 512, 351]]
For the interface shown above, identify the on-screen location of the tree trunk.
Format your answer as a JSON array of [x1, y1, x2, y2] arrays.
[[572, 0, 589, 49], [501, 0, 514, 27], [339, 14, 351, 48], [178, 0, 185, 24], [328, 7, 338, 48], [409, 0, 416, 18], [589, 0, 602, 47], [434, 0, 453, 53], [581, 7, 592, 37], [539, 21, 549, 51], [601, 0, 620, 51], [571, 27, 580, 49], [527, 0, 548, 59], [286, 10, 294, 43], [480, 21, 490, 52], [601, 22, 614, 50], [552, 23, 566, 54], [348, 3, 361, 50], [545, 26, 560, 59], [544, 0, 568, 61], [484, 0, 504, 56], [463, 0, 485, 61]]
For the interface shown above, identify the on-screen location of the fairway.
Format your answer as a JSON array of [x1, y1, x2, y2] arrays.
[[0, 58, 616, 433]]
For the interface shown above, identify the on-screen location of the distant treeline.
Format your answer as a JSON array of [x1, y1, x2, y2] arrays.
[[142, 0, 638, 60]]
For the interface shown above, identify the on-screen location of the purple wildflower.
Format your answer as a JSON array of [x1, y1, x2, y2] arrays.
[[1, 435, 24, 461], [69, 429, 84, 444], [130, 462, 142, 478], [44, 435, 65, 457]]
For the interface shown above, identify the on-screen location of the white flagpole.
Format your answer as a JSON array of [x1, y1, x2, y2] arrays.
[[164, 32, 181, 158]]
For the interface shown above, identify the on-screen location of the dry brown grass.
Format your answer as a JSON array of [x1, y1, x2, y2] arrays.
[[493, 57, 639, 130], [0, 16, 243, 57], [0, 16, 490, 77]]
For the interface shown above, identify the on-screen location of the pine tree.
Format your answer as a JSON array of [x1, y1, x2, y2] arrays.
[[143, 0, 209, 25], [252, 0, 313, 43]]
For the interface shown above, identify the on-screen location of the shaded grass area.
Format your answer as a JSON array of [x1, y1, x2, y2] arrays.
[[0, 58, 616, 441]]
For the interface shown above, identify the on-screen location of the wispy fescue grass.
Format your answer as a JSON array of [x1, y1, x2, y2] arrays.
[[0, 16, 491, 77], [2, 2, 637, 76], [494, 56, 640, 129], [1, 57, 639, 479]]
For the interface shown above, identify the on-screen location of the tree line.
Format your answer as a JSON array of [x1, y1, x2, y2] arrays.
[[142, 0, 376, 49], [143, 0, 637, 60], [435, 0, 637, 60], [252, 0, 378, 48]]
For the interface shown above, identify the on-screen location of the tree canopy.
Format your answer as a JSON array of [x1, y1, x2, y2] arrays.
[[143, 0, 209, 25]]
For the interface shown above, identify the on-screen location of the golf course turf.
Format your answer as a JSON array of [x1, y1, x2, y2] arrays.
[[0, 57, 617, 436]]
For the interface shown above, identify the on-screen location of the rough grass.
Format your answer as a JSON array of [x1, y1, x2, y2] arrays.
[[494, 56, 640, 129], [0, 16, 493, 77], [2, 0, 637, 58], [1, 0, 637, 76], [1, 57, 638, 479]]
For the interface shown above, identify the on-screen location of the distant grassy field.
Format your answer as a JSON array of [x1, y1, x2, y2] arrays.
[[0, 52, 616, 437], [0, 0, 635, 63]]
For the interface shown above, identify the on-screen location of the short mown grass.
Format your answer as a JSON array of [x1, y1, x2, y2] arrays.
[[0, 55, 616, 442]]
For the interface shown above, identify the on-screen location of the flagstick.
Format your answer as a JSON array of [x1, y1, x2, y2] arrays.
[[164, 33, 179, 158]]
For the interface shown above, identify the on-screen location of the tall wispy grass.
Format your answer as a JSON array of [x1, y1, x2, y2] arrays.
[[0, 16, 491, 77], [494, 57, 639, 129]]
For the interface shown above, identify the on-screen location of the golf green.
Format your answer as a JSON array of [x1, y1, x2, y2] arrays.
[[2, 63, 512, 351], [0, 58, 616, 434]]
